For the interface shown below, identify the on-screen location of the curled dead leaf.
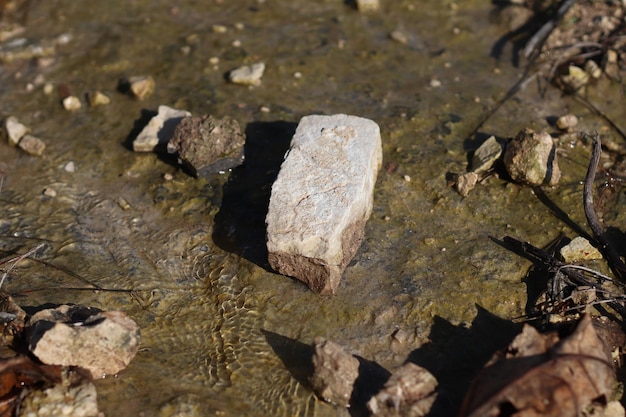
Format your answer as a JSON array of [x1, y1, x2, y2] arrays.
[[459, 315, 615, 417]]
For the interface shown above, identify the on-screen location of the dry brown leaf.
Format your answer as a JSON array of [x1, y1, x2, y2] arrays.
[[459, 315, 615, 417], [0, 355, 63, 417]]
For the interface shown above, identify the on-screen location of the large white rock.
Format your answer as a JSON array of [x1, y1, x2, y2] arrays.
[[266, 114, 382, 294]]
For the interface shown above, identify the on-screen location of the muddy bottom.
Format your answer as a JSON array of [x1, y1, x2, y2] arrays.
[[0, 1, 625, 416]]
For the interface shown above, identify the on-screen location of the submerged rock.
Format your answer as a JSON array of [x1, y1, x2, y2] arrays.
[[560, 236, 602, 263], [119, 75, 155, 100], [19, 373, 99, 417], [266, 114, 382, 294], [167, 114, 245, 176], [503, 128, 560, 186], [309, 337, 360, 407], [228, 63, 265, 86], [86, 90, 111, 107], [133, 105, 191, 152], [357, 0, 380, 12], [4, 116, 30, 146], [27, 305, 140, 378], [62, 95, 82, 111], [367, 363, 438, 417], [18, 134, 46, 156]]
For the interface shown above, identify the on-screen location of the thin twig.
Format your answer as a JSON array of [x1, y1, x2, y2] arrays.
[[0, 243, 45, 289], [523, 0, 578, 59], [583, 135, 626, 280]]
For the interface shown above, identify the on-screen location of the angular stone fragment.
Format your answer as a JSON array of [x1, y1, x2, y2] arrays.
[[560, 236, 602, 263], [266, 114, 382, 294], [4, 116, 29, 146], [309, 337, 360, 407], [367, 363, 438, 417], [27, 305, 140, 378], [129, 75, 155, 100], [167, 114, 245, 176], [228, 63, 265, 86], [133, 105, 191, 152], [471, 135, 502, 174], [87, 90, 111, 107], [503, 128, 560, 186], [18, 134, 45, 156]]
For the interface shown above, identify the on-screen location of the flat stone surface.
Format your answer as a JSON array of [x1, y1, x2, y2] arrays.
[[27, 305, 140, 378], [266, 114, 382, 294], [133, 105, 191, 152]]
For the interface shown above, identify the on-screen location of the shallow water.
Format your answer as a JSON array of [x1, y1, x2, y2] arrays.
[[0, 1, 624, 416]]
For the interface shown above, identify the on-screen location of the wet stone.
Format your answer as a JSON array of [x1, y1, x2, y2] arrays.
[[18, 134, 46, 156], [455, 172, 478, 197], [556, 114, 578, 131], [4, 116, 29, 146], [503, 128, 560, 186], [27, 305, 140, 378], [309, 337, 360, 407], [62, 95, 81, 111], [367, 363, 438, 417], [266, 114, 382, 294], [133, 105, 191, 152], [120, 75, 155, 100], [86, 90, 110, 107], [19, 375, 99, 417], [228, 62, 265, 86], [167, 114, 245, 176], [357, 0, 380, 13], [471, 135, 502, 174], [560, 236, 602, 263]]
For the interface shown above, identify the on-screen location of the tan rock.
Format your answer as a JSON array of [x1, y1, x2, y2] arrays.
[[266, 114, 382, 294]]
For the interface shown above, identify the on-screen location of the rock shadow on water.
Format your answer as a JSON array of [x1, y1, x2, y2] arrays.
[[407, 305, 521, 416], [213, 121, 296, 270], [261, 329, 390, 417]]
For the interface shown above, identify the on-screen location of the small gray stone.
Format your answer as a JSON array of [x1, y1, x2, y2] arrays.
[[367, 363, 438, 417], [167, 114, 245, 176], [27, 305, 140, 378], [503, 128, 560, 186], [133, 105, 191, 152], [309, 337, 360, 407], [18, 134, 46, 156], [471, 136, 502, 173], [266, 114, 382, 294], [4, 116, 29, 146], [228, 63, 265, 86]]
